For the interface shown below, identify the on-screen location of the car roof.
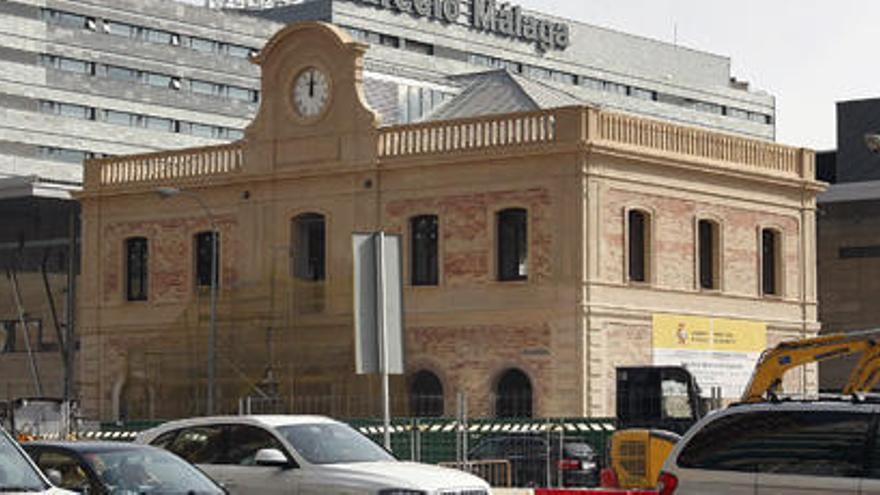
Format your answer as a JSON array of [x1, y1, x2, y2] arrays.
[[138, 414, 340, 440], [23, 441, 162, 453]]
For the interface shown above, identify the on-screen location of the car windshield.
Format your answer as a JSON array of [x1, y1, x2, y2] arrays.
[[83, 447, 223, 494], [0, 429, 49, 492], [277, 423, 395, 465]]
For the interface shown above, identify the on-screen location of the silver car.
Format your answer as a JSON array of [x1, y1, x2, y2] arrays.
[[137, 415, 491, 495], [0, 427, 72, 494], [658, 400, 880, 495]]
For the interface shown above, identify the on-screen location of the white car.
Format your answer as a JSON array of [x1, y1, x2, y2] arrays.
[[658, 400, 880, 495], [0, 427, 73, 494], [137, 415, 491, 495]]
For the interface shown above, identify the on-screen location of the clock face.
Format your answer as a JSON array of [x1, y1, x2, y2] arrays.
[[292, 67, 329, 118]]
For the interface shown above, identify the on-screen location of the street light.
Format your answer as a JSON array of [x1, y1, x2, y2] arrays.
[[156, 186, 219, 415]]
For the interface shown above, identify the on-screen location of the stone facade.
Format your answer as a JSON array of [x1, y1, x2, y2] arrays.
[[76, 23, 823, 421]]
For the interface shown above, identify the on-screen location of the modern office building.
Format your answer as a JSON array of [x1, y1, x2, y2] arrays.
[[77, 23, 819, 421], [0, 0, 776, 189], [817, 98, 880, 390]]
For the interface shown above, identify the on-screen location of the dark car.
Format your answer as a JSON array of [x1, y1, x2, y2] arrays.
[[22, 441, 225, 495], [467, 434, 599, 488]]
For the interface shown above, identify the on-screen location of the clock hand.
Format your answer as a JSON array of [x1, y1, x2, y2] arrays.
[[308, 72, 315, 98]]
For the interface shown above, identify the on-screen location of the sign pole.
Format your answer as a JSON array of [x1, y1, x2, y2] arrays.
[[376, 232, 391, 450]]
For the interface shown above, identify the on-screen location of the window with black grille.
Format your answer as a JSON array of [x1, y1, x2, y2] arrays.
[[761, 228, 780, 296], [628, 210, 649, 282], [410, 215, 438, 286], [698, 219, 719, 290], [126, 236, 148, 300], [497, 208, 528, 282], [194, 231, 219, 288]]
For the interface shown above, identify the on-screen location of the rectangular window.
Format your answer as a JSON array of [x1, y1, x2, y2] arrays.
[[405, 39, 434, 55], [226, 44, 254, 59], [144, 116, 174, 132], [191, 79, 222, 96], [144, 28, 175, 45], [698, 220, 718, 290], [144, 72, 172, 88], [292, 213, 326, 281], [103, 109, 139, 127], [186, 122, 218, 138], [761, 229, 780, 296], [189, 37, 218, 53], [527, 66, 552, 80], [839, 245, 880, 259], [40, 101, 93, 120], [195, 231, 220, 288], [498, 208, 528, 281], [105, 20, 140, 39], [411, 215, 439, 286], [37, 146, 89, 164], [44, 10, 92, 30], [227, 85, 256, 102], [726, 107, 750, 120], [630, 87, 656, 101], [551, 71, 576, 85], [106, 65, 140, 83], [379, 34, 400, 48], [126, 237, 148, 301], [580, 77, 604, 91], [604, 81, 629, 95], [628, 210, 649, 283]]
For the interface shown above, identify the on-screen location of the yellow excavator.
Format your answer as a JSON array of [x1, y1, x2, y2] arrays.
[[604, 328, 880, 490]]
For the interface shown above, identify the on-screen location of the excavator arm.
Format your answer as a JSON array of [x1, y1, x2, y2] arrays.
[[741, 329, 880, 403]]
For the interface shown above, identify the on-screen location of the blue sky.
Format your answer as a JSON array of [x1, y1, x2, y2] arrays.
[[515, 0, 880, 151]]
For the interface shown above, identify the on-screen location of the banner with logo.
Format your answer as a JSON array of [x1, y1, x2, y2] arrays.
[[652, 314, 766, 399]]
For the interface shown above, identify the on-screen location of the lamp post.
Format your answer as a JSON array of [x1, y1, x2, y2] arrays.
[[156, 186, 219, 415]]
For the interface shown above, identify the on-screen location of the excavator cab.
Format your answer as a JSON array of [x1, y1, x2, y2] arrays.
[[616, 366, 705, 434], [606, 366, 706, 489]]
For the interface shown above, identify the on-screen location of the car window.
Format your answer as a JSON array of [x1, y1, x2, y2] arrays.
[[563, 442, 595, 459], [0, 431, 48, 492], [32, 450, 93, 493], [166, 425, 226, 464], [678, 410, 871, 477], [470, 438, 501, 458], [83, 446, 223, 494], [504, 437, 545, 457], [226, 425, 287, 466], [277, 423, 395, 465], [862, 419, 880, 479], [150, 430, 179, 449]]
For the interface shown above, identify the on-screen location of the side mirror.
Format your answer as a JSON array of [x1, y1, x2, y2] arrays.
[[45, 468, 63, 487], [254, 448, 289, 468]]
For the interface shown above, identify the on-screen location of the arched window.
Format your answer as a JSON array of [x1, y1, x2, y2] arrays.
[[697, 219, 720, 290], [410, 215, 438, 286], [495, 368, 533, 418], [628, 210, 651, 283], [125, 236, 148, 300], [761, 228, 781, 296], [409, 370, 444, 417], [291, 213, 326, 281], [497, 208, 528, 281]]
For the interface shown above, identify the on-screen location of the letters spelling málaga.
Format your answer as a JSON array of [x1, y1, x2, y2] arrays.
[[355, 0, 570, 51]]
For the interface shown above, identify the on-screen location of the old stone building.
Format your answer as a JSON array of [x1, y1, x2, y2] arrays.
[[77, 22, 823, 421]]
